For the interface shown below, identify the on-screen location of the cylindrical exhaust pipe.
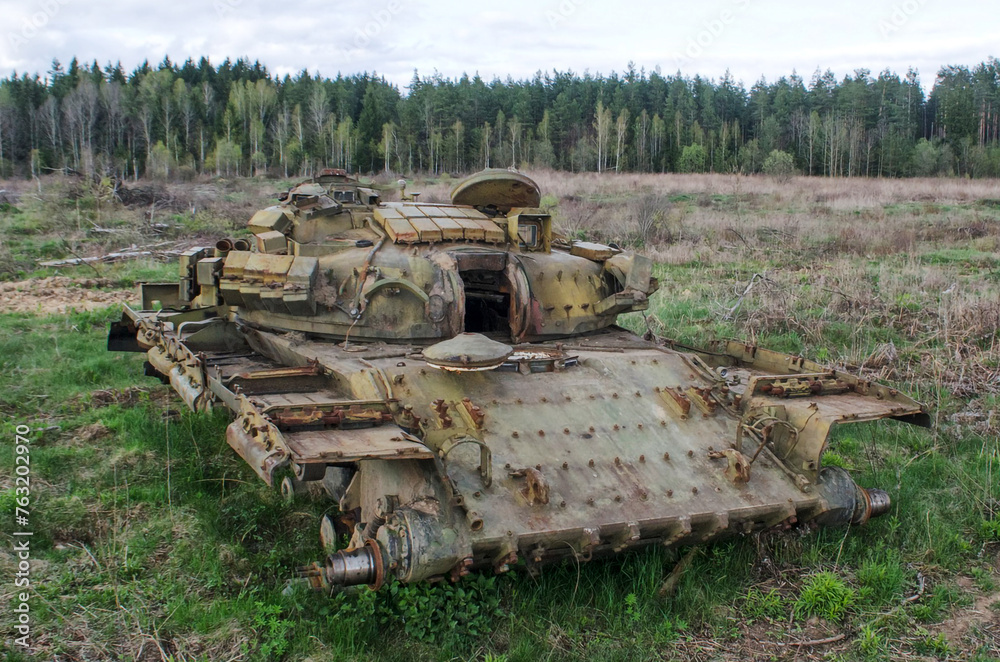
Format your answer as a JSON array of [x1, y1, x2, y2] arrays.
[[215, 238, 234, 257], [864, 488, 892, 520], [813, 467, 893, 527], [233, 238, 252, 251]]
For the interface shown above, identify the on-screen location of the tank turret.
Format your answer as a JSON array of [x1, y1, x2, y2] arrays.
[[178, 168, 656, 344]]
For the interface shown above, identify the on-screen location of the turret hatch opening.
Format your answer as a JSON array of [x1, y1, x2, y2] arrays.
[[461, 268, 511, 336]]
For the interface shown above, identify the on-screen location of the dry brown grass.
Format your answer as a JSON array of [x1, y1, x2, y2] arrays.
[[408, 171, 1000, 265], [526, 170, 1000, 206]]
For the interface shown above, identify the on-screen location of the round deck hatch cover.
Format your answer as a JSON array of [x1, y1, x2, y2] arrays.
[[423, 333, 514, 371]]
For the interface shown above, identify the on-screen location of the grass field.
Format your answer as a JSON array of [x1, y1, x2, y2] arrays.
[[1, 172, 998, 661]]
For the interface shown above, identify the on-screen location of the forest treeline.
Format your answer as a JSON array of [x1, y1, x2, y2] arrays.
[[1, 56, 999, 180]]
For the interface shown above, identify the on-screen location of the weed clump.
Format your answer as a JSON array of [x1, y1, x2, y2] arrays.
[[388, 574, 503, 650], [794, 571, 856, 621]]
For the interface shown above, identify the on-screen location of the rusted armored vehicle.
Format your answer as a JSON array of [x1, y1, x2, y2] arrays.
[[109, 169, 929, 589]]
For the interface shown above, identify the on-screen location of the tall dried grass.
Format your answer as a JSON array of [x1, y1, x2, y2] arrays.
[[529, 170, 1000, 207]]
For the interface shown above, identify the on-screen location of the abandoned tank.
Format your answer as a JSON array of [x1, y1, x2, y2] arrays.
[[108, 169, 930, 590]]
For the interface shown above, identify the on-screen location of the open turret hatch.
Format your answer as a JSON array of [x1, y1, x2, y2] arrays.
[[450, 169, 541, 213]]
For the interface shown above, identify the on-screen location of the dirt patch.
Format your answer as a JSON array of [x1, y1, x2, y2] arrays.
[[76, 422, 112, 443], [707, 619, 850, 661], [91, 386, 152, 408], [0, 277, 135, 314], [928, 578, 1000, 653]]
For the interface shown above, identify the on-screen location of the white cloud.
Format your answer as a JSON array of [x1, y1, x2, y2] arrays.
[[0, 0, 994, 90]]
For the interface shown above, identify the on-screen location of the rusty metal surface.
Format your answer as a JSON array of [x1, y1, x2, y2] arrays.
[[283, 427, 434, 464], [449, 169, 542, 210], [423, 333, 513, 370], [108, 169, 931, 588], [239, 328, 923, 563], [373, 204, 502, 245], [373, 342, 811, 548], [115, 289, 928, 586]]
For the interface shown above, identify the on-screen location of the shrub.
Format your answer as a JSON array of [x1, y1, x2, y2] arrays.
[[147, 141, 174, 180], [763, 150, 796, 182], [678, 144, 708, 173]]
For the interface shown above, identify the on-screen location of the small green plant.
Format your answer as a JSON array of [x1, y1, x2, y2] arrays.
[[794, 571, 856, 621], [762, 149, 796, 182], [247, 601, 293, 659], [821, 451, 849, 468], [980, 517, 1000, 541], [856, 553, 907, 607], [742, 587, 786, 621], [910, 582, 966, 622], [970, 567, 998, 592], [389, 573, 503, 650], [913, 631, 952, 657], [0, 488, 17, 515], [329, 583, 379, 625], [856, 624, 886, 659], [653, 616, 686, 645], [624, 592, 642, 624]]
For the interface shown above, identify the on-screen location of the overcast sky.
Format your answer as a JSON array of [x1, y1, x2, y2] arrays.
[[0, 0, 996, 91]]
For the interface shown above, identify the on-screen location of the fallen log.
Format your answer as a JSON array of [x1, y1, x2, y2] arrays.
[[38, 249, 182, 267]]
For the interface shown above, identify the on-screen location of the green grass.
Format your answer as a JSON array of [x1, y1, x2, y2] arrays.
[[0, 307, 997, 661], [2, 175, 999, 660], [920, 248, 1000, 268]]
